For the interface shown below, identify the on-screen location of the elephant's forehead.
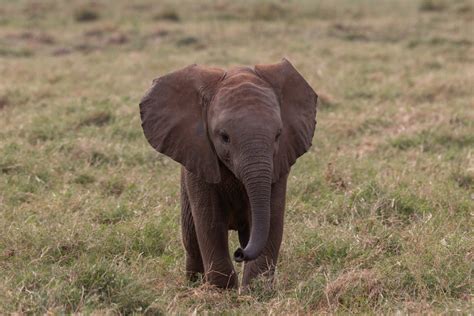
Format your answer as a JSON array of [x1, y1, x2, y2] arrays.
[[214, 70, 278, 110]]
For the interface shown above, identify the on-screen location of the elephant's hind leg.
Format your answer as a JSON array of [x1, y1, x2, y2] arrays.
[[238, 226, 250, 248], [181, 177, 204, 283]]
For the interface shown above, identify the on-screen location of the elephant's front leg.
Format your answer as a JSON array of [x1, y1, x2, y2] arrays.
[[185, 171, 238, 289], [241, 174, 287, 287], [181, 172, 204, 283]]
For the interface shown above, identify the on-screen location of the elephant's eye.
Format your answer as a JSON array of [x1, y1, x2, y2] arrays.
[[220, 131, 230, 144], [275, 129, 282, 142]]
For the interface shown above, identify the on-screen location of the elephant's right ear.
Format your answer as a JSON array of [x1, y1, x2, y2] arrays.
[[140, 64, 225, 183]]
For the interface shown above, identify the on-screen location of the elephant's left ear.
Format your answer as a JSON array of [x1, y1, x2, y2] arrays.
[[255, 58, 318, 182]]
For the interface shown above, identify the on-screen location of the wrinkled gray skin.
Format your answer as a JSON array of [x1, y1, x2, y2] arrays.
[[140, 59, 317, 288]]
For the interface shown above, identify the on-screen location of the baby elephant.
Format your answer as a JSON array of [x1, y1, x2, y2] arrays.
[[140, 59, 317, 289]]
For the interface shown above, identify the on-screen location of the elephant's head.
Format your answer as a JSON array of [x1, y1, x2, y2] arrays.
[[140, 58, 317, 262]]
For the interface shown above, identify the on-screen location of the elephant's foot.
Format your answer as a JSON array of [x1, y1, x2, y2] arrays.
[[241, 259, 277, 289], [204, 265, 238, 289], [239, 275, 276, 296]]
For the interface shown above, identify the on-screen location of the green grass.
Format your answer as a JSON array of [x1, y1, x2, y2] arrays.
[[1, 0, 473, 313]]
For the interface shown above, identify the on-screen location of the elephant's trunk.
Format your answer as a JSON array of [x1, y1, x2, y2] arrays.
[[234, 139, 272, 262]]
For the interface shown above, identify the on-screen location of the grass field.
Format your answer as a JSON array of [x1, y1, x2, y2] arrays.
[[0, 0, 473, 314]]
